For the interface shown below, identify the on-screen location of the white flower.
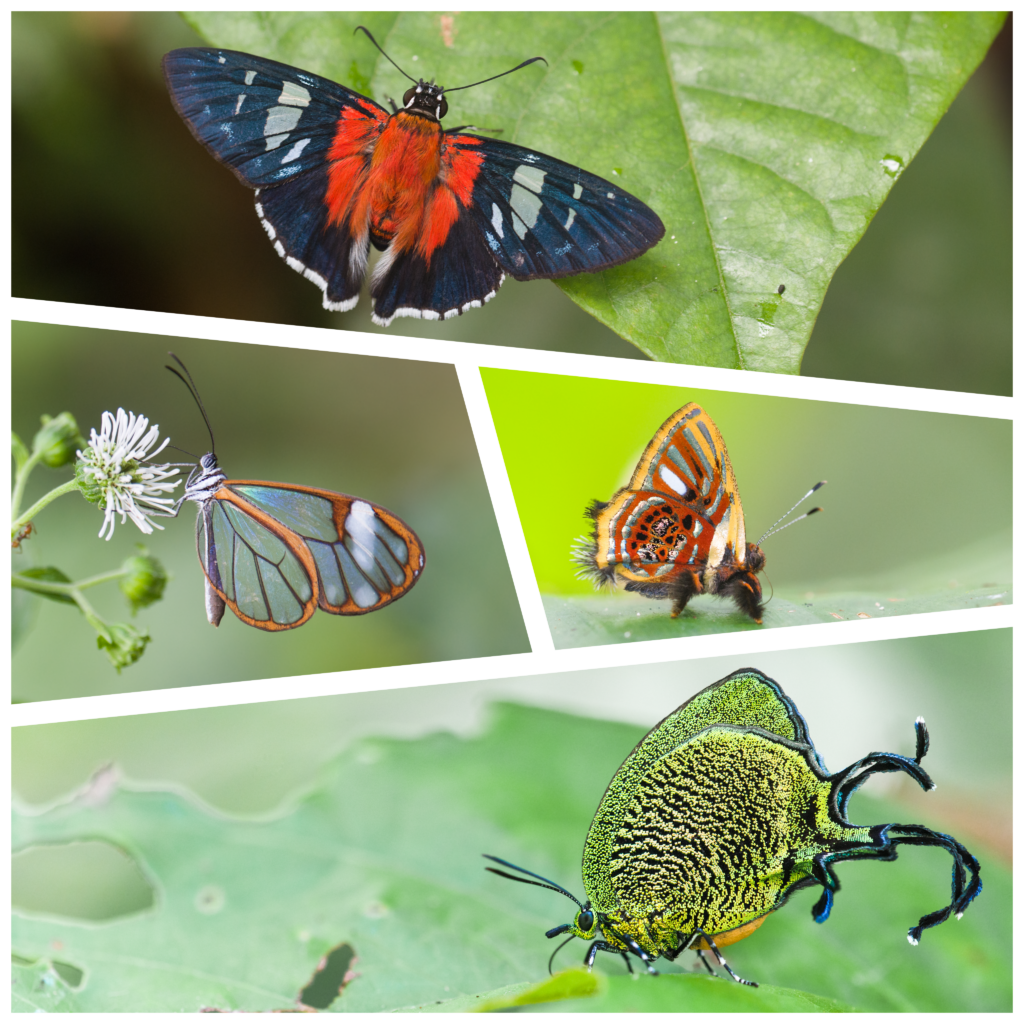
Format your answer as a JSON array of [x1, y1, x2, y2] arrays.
[[76, 409, 181, 540]]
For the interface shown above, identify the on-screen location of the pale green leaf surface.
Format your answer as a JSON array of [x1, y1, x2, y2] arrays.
[[465, 969, 855, 1013], [12, 959, 83, 1012], [12, 705, 1009, 1012], [544, 584, 1011, 648], [182, 12, 1003, 370]]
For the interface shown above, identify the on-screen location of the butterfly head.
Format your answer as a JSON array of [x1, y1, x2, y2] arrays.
[[403, 80, 448, 120], [745, 544, 765, 572]]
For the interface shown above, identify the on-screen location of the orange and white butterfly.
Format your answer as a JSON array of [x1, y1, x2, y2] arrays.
[[575, 403, 822, 623]]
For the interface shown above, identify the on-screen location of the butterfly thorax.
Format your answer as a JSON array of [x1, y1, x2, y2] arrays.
[[184, 452, 227, 505], [700, 535, 760, 589], [595, 909, 671, 960]]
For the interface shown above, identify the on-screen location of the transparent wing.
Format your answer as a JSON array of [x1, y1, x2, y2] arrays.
[[197, 491, 318, 630], [227, 482, 425, 615]]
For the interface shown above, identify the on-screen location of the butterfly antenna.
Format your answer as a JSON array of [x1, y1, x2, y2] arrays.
[[445, 55, 548, 93], [483, 855, 586, 911], [756, 481, 826, 546], [354, 25, 548, 92], [166, 352, 216, 455], [352, 26, 415, 84]]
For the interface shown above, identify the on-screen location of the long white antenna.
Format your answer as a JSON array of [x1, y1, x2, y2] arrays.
[[756, 481, 826, 546]]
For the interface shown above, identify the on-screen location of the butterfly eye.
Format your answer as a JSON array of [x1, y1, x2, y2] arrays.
[[576, 909, 595, 934], [437, 95, 448, 118], [402, 85, 418, 106]]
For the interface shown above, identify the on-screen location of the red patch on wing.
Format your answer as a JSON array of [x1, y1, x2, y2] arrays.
[[441, 136, 483, 206], [327, 97, 387, 228], [417, 185, 459, 261]]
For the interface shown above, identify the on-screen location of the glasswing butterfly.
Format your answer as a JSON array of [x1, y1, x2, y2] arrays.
[[575, 403, 822, 623], [165, 355, 424, 631]]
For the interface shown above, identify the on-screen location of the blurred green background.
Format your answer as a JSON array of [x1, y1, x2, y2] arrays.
[[481, 370, 1011, 599], [11, 12, 1011, 394], [12, 630, 1011, 942], [12, 322, 529, 702]]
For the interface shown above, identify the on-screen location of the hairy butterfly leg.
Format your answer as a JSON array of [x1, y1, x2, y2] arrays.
[[718, 568, 764, 622], [584, 939, 634, 974], [690, 929, 758, 987], [667, 571, 702, 618]]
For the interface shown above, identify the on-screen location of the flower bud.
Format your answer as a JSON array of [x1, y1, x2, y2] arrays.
[[34, 412, 86, 469], [96, 622, 151, 672], [119, 547, 168, 612]]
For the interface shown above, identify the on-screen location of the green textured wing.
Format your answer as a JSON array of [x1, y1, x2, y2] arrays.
[[582, 669, 820, 913]]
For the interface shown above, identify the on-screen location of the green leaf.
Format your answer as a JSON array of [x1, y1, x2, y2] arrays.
[[16, 566, 76, 604], [11, 704, 1009, 1011], [181, 12, 1004, 370], [12, 957, 83, 1012], [544, 583, 1012, 647], [449, 969, 855, 1012]]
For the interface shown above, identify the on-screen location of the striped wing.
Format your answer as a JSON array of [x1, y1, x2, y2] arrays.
[[589, 404, 749, 583]]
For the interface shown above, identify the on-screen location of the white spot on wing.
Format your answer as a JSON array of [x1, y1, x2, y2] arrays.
[[264, 105, 302, 141], [573, 183, 583, 200], [513, 164, 546, 194], [281, 137, 311, 164], [273, 240, 285, 257], [350, 500, 375, 523], [244, 70, 257, 85], [258, 214, 276, 240], [278, 81, 311, 107], [706, 508, 731, 573], [658, 465, 686, 495], [491, 203, 504, 239], [607, 191, 615, 198], [234, 93, 246, 115], [564, 208, 576, 231], [371, 277, 502, 326], [218, 55, 226, 64], [510, 184, 542, 238]]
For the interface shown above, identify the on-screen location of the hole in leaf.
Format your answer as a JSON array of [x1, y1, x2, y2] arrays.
[[299, 942, 358, 1010], [51, 960, 84, 988], [13, 840, 155, 920]]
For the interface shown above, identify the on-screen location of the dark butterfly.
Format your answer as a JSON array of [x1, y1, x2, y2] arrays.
[[162, 28, 665, 325]]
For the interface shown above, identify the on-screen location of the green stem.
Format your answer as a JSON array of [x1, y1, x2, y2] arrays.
[[9, 475, 79, 536], [73, 569, 128, 590], [11, 572, 113, 642], [8, 446, 44, 520]]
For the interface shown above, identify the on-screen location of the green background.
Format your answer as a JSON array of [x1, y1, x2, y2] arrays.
[[12, 322, 528, 702], [10, 11, 1011, 392], [480, 368, 1011, 602], [13, 629, 1011, 1011]]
